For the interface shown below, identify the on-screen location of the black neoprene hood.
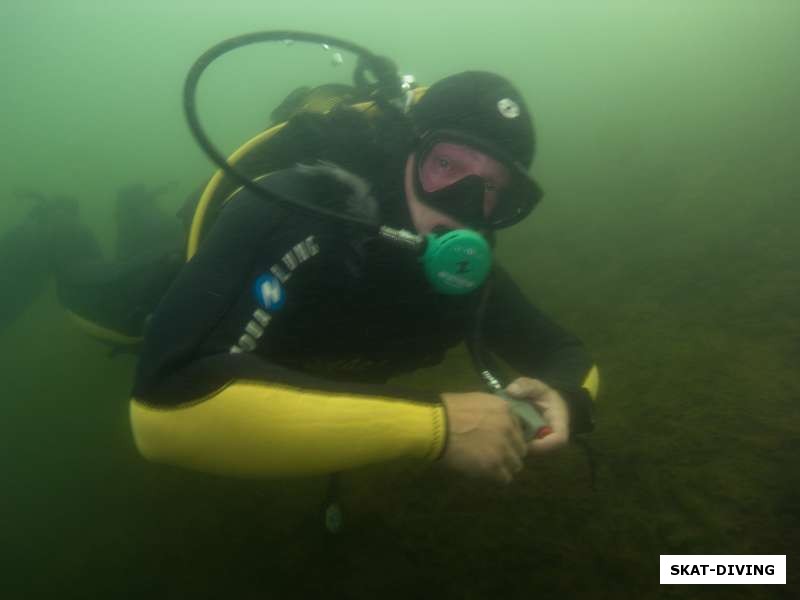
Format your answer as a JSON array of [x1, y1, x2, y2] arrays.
[[409, 70, 536, 168]]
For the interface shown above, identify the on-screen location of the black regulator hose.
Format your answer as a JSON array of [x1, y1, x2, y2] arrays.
[[353, 53, 400, 98], [182, 30, 403, 228], [182, 30, 500, 297]]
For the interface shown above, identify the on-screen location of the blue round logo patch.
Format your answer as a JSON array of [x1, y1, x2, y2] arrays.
[[254, 274, 286, 311]]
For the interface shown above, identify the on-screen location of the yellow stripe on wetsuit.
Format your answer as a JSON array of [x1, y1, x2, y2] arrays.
[[67, 310, 143, 345], [582, 365, 600, 402], [130, 380, 447, 478]]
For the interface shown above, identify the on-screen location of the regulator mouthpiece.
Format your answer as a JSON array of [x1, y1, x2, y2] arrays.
[[422, 229, 492, 295], [378, 226, 492, 294]]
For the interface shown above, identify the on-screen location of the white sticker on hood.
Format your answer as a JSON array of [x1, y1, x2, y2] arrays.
[[497, 98, 520, 119]]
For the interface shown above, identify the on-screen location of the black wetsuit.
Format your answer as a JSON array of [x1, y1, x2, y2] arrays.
[[132, 108, 596, 435]]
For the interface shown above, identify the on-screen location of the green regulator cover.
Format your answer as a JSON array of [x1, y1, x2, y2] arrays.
[[421, 230, 492, 295]]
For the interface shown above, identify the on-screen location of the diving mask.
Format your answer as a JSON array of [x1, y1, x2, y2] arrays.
[[412, 130, 543, 230]]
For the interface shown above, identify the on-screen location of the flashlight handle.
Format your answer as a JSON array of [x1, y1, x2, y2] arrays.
[[494, 390, 552, 441]]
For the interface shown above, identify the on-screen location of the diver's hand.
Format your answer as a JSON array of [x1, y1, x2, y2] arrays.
[[505, 377, 570, 453], [439, 391, 528, 484]]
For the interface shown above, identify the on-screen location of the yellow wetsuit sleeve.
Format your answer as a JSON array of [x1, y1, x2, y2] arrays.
[[130, 380, 447, 478]]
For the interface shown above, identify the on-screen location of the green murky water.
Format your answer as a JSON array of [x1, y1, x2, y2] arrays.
[[2, 1, 798, 598]]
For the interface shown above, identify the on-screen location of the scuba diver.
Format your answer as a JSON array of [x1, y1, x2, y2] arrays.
[[0, 184, 184, 346], [127, 31, 600, 489], [0, 191, 83, 333], [3, 32, 600, 491]]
